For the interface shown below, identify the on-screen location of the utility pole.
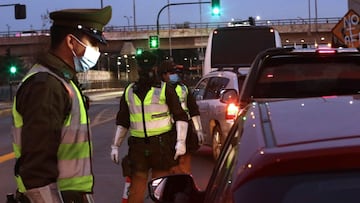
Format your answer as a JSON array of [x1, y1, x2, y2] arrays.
[[308, 0, 311, 36], [167, 0, 172, 58], [133, 0, 137, 31]]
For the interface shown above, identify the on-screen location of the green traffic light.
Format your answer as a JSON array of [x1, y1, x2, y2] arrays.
[[211, 0, 220, 16], [212, 7, 220, 16], [136, 48, 143, 55], [151, 40, 158, 48], [149, 35, 159, 49], [10, 65, 17, 74]]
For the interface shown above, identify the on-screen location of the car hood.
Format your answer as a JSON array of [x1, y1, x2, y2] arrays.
[[256, 95, 360, 146]]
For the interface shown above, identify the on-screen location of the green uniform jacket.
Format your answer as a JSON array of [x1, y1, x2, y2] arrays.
[[12, 53, 94, 191]]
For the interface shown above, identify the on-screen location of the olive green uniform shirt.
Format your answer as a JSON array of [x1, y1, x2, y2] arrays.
[[14, 53, 79, 189]]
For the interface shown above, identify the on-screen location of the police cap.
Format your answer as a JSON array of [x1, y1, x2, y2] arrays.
[[135, 51, 158, 69], [50, 6, 112, 44], [159, 60, 176, 75]]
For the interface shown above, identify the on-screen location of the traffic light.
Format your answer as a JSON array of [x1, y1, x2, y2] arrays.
[[136, 48, 143, 55], [211, 0, 220, 16], [149, 35, 159, 49], [9, 65, 17, 74], [14, 4, 26, 19]]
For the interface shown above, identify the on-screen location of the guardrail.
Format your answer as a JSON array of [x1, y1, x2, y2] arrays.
[[0, 17, 341, 38]]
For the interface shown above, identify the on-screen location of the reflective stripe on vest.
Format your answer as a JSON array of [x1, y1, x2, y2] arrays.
[[12, 64, 93, 193], [175, 84, 189, 118], [125, 82, 172, 137]]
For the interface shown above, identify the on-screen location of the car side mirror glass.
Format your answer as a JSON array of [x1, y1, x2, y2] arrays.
[[148, 174, 202, 203], [220, 89, 238, 104]]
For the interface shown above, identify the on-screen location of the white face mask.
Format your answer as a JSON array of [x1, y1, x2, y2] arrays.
[[72, 36, 100, 72]]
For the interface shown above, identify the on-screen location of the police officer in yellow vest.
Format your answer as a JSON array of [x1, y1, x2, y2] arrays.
[[158, 60, 205, 174], [110, 51, 189, 203], [11, 6, 112, 203]]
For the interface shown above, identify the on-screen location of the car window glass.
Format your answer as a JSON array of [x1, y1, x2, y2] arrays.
[[253, 57, 360, 98], [193, 78, 209, 100], [205, 117, 243, 202], [238, 75, 247, 93], [233, 171, 360, 203], [204, 77, 229, 100]]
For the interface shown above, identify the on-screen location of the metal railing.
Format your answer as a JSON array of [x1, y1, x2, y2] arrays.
[[0, 17, 341, 37]]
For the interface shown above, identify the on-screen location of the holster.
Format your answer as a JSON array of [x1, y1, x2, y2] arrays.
[[186, 120, 200, 153], [121, 155, 131, 177], [7, 190, 31, 203]]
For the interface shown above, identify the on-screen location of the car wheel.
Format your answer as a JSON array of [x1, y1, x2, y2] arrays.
[[212, 124, 222, 160]]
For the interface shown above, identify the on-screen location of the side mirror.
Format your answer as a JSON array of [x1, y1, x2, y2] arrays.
[[148, 174, 204, 203], [220, 89, 238, 104], [195, 94, 203, 100]]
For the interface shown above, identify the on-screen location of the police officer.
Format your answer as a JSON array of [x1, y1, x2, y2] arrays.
[[11, 6, 112, 203], [158, 60, 205, 174], [110, 51, 189, 203]]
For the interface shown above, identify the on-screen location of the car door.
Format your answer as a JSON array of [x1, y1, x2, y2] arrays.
[[204, 116, 243, 203], [193, 77, 210, 142], [194, 76, 231, 144]]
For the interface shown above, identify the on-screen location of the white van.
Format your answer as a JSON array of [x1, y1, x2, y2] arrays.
[[203, 25, 282, 76]]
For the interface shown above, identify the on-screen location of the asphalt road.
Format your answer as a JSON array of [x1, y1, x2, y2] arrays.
[[0, 90, 215, 202]]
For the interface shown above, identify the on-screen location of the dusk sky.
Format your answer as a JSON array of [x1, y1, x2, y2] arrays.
[[1, 0, 348, 32]]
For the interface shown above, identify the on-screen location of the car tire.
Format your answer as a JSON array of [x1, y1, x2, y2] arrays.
[[212, 124, 222, 160]]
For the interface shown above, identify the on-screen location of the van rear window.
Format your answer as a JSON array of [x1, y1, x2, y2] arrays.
[[211, 27, 276, 67]]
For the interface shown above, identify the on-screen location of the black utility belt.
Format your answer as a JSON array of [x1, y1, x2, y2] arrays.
[[129, 131, 174, 144]]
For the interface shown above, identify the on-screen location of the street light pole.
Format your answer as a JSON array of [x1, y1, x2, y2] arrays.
[[124, 16, 131, 26], [315, 0, 318, 32], [6, 24, 10, 37], [167, 0, 172, 58], [156, 1, 210, 36], [308, 0, 311, 36], [133, 0, 136, 31]]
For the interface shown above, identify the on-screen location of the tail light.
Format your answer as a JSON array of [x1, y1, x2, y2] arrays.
[[226, 103, 239, 120], [316, 48, 336, 54]]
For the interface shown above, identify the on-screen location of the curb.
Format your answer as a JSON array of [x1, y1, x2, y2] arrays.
[[0, 108, 11, 117], [0, 88, 124, 117]]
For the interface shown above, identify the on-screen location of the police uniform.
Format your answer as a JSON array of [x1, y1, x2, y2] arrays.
[[111, 51, 189, 203], [11, 6, 111, 203], [158, 60, 205, 174]]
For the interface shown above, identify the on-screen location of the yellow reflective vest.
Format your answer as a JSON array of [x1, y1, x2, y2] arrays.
[[125, 82, 172, 137], [12, 64, 94, 193], [175, 84, 189, 118]]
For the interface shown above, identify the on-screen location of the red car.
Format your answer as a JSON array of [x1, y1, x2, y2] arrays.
[[148, 47, 360, 203]]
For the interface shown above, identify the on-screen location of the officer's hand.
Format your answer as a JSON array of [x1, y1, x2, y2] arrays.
[[196, 130, 205, 146], [174, 141, 186, 160], [111, 145, 119, 164]]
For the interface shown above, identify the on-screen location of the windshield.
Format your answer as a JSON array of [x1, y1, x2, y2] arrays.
[[253, 55, 360, 98]]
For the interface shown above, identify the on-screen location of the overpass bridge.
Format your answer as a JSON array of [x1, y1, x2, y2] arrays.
[[0, 17, 342, 83], [0, 17, 341, 56]]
